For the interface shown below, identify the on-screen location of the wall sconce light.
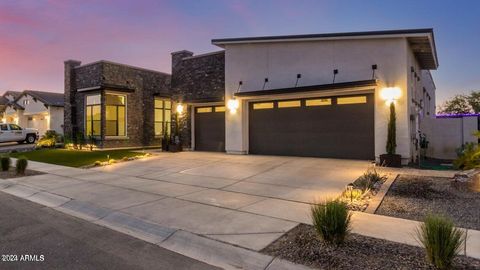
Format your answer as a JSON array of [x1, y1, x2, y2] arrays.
[[227, 98, 239, 114], [176, 103, 184, 114], [380, 87, 401, 104]]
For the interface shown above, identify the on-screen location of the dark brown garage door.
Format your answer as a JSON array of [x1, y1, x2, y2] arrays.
[[249, 94, 374, 159], [195, 106, 226, 152]]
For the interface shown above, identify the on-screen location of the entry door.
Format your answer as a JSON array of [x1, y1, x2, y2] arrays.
[[194, 106, 226, 152], [248, 94, 375, 160]]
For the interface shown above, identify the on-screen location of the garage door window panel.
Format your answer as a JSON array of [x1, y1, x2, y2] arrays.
[[197, 107, 213, 113], [337, 96, 367, 105], [306, 98, 332, 106], [278, 100, 301, 108], [253, 102, 274, 110]]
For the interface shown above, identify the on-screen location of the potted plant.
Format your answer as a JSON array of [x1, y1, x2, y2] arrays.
[[380, 102, 402, 167], [161, 125, 170, 151], [168, 115, 182, 153], [419, 132, 429, 160]]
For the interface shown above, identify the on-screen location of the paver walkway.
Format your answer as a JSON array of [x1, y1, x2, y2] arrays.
[[1, 153, 479, 268]]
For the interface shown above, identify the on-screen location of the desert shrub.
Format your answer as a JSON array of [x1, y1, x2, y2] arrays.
[[37, 137, 56, 148], [341, 188, 364, 202], [16, 157, 28, 175], [1, 155, 11, 171], [416, 214, 466, 270], [108, 159, 116, 164], [37, 130, 61, 148], [311, 200, 351, 246], [354, 167, 387, 191], [94, 160, 102, 166], [454, 142, 480, 170]]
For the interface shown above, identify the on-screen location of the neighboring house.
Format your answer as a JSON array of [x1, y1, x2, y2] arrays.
[[65, 28, 439, 164], [1, 90, 64, 136], [0, 91, 22, 117]]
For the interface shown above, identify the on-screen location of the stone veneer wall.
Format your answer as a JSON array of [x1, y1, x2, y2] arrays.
[[170, 50, 225, 149], [64, 60, 170, 148]]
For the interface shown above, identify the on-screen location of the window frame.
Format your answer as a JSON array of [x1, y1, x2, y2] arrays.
[[105, 93, 127, 137], [154, 98, 171, 137], [85, 94, 101, 137]]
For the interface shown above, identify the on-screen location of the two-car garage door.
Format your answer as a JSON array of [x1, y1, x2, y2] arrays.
[[248, 94, 375, 160]]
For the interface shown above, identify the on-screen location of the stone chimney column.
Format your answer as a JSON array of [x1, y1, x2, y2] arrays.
[[64, 60, 81, 136]]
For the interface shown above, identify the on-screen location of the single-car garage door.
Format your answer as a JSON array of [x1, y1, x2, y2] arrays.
[[195, 106, 226, 152], [249, 94, 374, 159]]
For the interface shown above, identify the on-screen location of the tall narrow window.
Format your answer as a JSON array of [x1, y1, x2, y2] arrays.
[[105, 94, 126, 136], [154, 99, 171, 136], [86, 94, 101, 136]]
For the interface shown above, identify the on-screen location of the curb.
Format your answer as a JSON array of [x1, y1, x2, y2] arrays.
[[364, 173, 398, 214]]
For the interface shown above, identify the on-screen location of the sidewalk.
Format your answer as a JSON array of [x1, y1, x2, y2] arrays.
[[1, 159, 479, 269]]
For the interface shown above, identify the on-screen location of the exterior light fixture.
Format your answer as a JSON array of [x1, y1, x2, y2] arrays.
[[176, 103, 184, 114], [227, 98, 239, 114], [380, 87, 401, 104]]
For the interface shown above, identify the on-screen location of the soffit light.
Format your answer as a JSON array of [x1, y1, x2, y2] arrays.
[[380, 87, 401, 104]]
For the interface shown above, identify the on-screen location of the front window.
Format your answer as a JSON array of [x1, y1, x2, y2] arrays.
[[86, 94, 101, 136], [154, 99, 171, 136], [105, 94, 126, 136]]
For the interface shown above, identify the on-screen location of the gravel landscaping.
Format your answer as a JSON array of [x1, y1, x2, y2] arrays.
[[376, 175, 480, 230], [0, 167, 44, 179], [263, 224, 480, 270]]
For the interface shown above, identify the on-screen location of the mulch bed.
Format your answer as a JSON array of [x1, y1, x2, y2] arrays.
[[376, 175, 480, 230], [0, 167, 44, 179], [263, 224, 480, 270]]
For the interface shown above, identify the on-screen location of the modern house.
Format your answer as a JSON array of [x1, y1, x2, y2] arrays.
[[1, 90, 64, 136], [65, 29, 439, 164]]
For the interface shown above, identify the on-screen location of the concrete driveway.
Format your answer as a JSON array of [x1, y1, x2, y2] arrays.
[[6, 152, 371, 251]]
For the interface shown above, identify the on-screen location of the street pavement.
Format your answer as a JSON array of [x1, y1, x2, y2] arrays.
[[0, 142, 35, 153], [0, 192, 219, 270]]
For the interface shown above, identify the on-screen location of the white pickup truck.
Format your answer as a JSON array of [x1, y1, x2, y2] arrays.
[[0, 123, 39, 144]]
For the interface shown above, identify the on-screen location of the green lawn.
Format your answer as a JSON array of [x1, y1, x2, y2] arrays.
[[11, 149, 144, 168]]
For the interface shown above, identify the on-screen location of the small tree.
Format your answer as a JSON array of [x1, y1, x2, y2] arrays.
[[439, 95, 471, 114], [386, 102, 397, 155]]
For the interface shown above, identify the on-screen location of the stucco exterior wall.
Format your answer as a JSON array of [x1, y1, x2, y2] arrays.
[[48, 106, 64, 134], [224, 38, 411, 161], [423, 116, 478, 160]]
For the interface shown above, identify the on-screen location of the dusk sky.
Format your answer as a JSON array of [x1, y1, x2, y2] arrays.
[[0, 0, 479, 106]]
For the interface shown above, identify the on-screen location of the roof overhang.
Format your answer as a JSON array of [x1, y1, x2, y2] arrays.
[[77, 83, 135, 93], [212, 29, 438, 70], [234, 80, 377, 98]]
